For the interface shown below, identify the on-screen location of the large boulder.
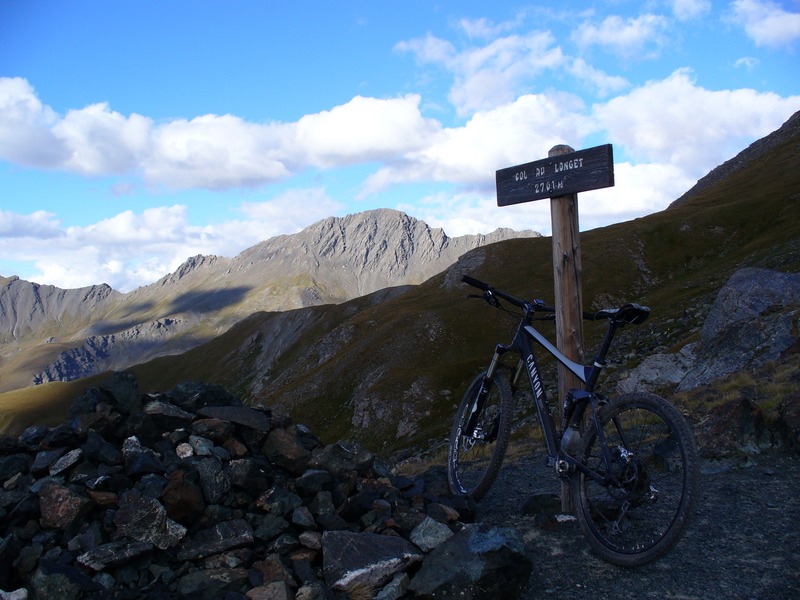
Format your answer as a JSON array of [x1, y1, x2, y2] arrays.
[[408, 524, 532, 599], [680, 268, 800, 391]]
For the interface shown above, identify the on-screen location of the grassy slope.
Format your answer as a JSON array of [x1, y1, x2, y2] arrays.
[[2, 131, 798, 450]]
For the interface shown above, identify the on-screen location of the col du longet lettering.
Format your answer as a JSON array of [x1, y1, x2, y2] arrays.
[[496, 144, 614, 207]]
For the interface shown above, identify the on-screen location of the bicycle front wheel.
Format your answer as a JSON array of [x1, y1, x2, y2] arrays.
[[571, 392, 699, 567], [448, 371, 513, 500]]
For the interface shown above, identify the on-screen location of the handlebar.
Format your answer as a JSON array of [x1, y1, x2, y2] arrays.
[[462, 275, 554, 313], [461, 275, 650, 325]]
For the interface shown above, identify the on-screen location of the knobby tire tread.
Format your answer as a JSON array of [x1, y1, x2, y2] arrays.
[[571, 392, 699, 567], [448, 372, 513, 501]]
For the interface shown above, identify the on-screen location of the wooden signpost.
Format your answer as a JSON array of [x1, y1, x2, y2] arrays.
[[496, 143, 614, 206], [496, 143, 614, 512]]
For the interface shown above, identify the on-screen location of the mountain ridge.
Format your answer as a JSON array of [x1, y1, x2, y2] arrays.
[[0, 209, 538, 392]]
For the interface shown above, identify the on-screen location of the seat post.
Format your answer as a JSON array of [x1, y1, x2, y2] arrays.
[[585, 320, 620, 390]]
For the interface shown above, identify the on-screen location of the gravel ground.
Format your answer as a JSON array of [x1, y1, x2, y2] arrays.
[[476, 451, 800, 600]]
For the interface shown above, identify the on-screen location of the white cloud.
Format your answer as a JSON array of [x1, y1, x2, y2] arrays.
[[396, 31, 565, 116], [77, 205, 192, 244], [360, 92, 593, 195], [399, 190, 553, 238], [143, 114, 290, 190], [394, 32, 457, 65], [577, 161, 694, 229], [53, 103, 151, 175], [567, 58, 630, 96], [731, 0, 800, 48], [399, 160, 693, 239], [0, 79, 440, 191], [0, 209, 62, 239], [592, 68, 800, 179], [456, 16, 519, 40], [0, 78, 68, 167], [571, 14, 670, 59], [669, 0, 711, 21], [734, 56, 760, 70], [239, 187, 344, 234], [292, 95, 440, 168], [0, 188, 347, 291]]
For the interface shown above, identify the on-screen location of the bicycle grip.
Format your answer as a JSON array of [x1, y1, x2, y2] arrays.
[[461, 275, 490, 291]]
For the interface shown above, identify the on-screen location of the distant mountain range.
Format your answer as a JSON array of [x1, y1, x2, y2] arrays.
[[0, 210, 538, 392]]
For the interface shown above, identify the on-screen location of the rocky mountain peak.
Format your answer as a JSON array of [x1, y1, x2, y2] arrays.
[[1, 209, 538, 390], [158, 254, 223, 288]]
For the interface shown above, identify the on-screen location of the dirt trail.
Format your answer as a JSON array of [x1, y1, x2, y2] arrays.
[[476, 452, 800, 599]]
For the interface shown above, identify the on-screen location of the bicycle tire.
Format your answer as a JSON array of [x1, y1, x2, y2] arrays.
[[570, 392, 699, 567], [448, 371, 513, 500]]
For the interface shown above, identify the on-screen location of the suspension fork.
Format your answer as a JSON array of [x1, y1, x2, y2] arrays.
[[464, 343, 510, 433]]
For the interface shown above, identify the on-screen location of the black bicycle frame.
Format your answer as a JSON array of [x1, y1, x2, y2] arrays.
[[486, 311, 624, 484]]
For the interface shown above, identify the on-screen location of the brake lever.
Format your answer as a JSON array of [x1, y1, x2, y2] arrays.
[[484, 290, 502, 308]]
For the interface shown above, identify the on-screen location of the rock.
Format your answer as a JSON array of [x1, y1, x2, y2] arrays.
[[113, 491, 187, 549], [295, 469, 333, 496], [177, 519, 254, 561], [28, 560, 101, 600], [76, 540, 154, 571], [167, 381, 242, 412], [310, 440, 373, 476], [228, 457, 273, 493], [262, 427, 311, 475], [251, 553, 296, 587], [246, 580, 294, 600], [322, 530, 422, 592], [0, 454, 33, 481], [177, 567, 250, 599], [47, 448, 82, 476], [779, 393, 800, 451], [143, 398, 196, 428], [679, 268, 800, 391], [375, 572, 410, 600], [196, 405, 272, 432], [410, 516, 454, 552], [193, 456, 231, 503], [191, 417, 235, 443], [256, 485, 303, 517], [616, 344, 697, 395], [100, 370, 143, 414], [408, 524, 532, 599], [0, 375, 488, 599], [121, 436, 166, 476], [161, 469, 206, 522], [38, 481, 92, 530], [81, 430, 121, 465]]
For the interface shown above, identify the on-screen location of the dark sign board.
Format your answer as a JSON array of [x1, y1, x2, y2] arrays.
[[496, 144, 614, 206]]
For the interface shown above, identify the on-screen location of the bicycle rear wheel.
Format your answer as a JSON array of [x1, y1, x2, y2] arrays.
[[448, 371, 513, 500], [571, 392, 699, 567]]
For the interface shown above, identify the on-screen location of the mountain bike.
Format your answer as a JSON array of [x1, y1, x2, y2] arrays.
[[448, 275, 699, 567]]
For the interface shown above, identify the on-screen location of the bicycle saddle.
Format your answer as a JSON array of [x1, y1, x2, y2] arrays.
[[591, 303, 650, 324], [614, 303, 650, 325]]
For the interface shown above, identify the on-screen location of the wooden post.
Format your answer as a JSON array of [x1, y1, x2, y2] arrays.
[[496, 143, 613, 514], [548, 144, 585, 514]]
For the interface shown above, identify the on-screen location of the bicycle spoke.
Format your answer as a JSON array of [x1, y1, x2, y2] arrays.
[[448, 373, 512, 500], [572, 393, 698, 566]]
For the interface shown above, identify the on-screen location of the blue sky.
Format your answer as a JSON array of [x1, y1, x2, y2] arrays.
[[1, 0, 799, 292]]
